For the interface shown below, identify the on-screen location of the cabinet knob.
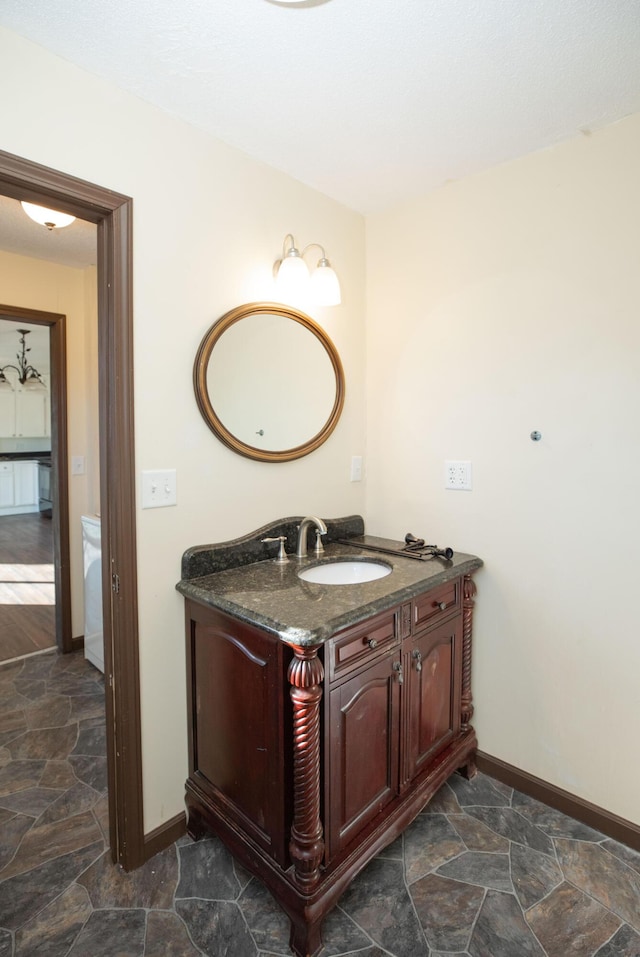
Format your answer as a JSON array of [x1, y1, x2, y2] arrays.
[[366, 638, 378, 650], [435, 600, 447, 611], [392, 661, 403, 684], [412, 649, 422, 672]]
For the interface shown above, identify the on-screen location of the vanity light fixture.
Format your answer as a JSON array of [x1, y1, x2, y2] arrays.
[[274, 234, 341, 306], [21, 201, 76, 231], [265, 0, 336, 6], [0, 329, 46, 392]]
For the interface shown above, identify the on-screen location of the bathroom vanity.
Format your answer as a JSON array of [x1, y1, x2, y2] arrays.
[[177, 517, 482, 957]]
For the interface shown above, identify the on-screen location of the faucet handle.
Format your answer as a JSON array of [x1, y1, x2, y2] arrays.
[[261, 536, 289, 564], [314, 528, 326, 556]]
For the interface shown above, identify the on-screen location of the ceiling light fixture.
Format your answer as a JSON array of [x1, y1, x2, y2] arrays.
[[274, 234, 341, 306], [266, 0, 335, 6], [21, 201, 76, 231], [0, 329, 46, 392]]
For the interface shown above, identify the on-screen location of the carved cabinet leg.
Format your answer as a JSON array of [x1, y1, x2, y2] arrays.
[[461, 574, 476, 733], [185, 797, 208, 841], [288, 645, 325, 891], [289, 914, 323, 957], [458, 752, 478, 781]]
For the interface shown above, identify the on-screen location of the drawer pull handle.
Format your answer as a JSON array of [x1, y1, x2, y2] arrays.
[[366, 638, 378, 650], [392, 661, 403, 684], [412, 649, 422, 672], [435, 601, 447, 611]]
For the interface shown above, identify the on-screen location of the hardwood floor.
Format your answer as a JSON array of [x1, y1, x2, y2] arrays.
[[0, 512, 55, 662]]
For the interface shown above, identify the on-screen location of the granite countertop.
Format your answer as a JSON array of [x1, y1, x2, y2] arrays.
[[0, 452, 50, 461], [177, 517, 482, 647]]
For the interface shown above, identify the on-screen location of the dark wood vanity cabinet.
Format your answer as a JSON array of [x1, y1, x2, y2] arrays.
[[324, 583, 463, 861], [183, 572, 478, 957]]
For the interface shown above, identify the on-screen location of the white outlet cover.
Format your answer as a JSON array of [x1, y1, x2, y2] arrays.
[[444, 460, 472, 491]]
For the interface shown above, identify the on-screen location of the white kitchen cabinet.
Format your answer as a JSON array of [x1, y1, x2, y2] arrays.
[[0, 393, 14, 436], [16, 390, 48, 437], [0, 371, 50, 438], [0, 460, 39, 515], [0, 462, 13, 507], [14, 461, 39, 507]]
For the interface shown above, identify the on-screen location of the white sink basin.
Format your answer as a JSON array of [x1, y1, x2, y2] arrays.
[[298, 560, 392, 585]]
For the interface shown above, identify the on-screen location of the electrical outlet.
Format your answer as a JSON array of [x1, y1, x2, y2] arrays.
[[444, 460, 472, 491]]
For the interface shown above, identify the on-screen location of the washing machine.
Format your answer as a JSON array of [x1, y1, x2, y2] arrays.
[[81, 514, 104, 673]]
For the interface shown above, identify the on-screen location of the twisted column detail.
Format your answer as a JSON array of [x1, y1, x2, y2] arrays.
[[461, 574, 476, 731], [288, 646, 325, 889]]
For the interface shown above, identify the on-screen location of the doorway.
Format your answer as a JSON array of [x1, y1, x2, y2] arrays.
[[0, 311, 69, 662], [0, 149, 145, 870]]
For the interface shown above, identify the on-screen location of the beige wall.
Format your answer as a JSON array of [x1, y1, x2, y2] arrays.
[[0, 27, 367, 831], [366, 112, 640, 826], [0, 250, 98, 639], [5, 20, 635, 838]]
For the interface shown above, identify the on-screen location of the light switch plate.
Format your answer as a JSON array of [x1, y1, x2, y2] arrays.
[[71, 456, 85, 475], [141, 469, 177, 508], [350, 455, 363, 482]]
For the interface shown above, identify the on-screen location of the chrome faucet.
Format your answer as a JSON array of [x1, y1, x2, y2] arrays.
[[296, 515, 327, 558]]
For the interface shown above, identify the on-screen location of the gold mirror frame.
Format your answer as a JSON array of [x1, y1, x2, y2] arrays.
[[193, 302, 345, 463]]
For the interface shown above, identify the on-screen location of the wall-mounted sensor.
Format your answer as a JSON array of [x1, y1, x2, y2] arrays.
[[530, 431, 542, 441]]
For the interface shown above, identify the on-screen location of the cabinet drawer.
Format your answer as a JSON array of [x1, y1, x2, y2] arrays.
[[414, 578, 460, 631], [329, 610, 399, 681]]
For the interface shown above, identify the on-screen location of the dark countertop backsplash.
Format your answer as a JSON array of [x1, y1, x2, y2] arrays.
[[177, 515, 482, 647]]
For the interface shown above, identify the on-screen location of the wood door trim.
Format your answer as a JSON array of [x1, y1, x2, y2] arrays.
[[0, 148, 144, 870], [0, 306, 71, 654]]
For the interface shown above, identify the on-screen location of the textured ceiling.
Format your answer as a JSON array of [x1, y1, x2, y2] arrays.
[[0, 196, 96, 270], [1, 0, 640, 215]]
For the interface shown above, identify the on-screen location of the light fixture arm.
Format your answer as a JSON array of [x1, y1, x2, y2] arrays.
[[0, 329, 45, 388], [274, 234, 341, 306], [301, 242, 328, 263], [282, 233, 300, 258]]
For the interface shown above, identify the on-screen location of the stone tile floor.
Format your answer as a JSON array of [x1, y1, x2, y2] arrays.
[[1, 649, 640, 957]]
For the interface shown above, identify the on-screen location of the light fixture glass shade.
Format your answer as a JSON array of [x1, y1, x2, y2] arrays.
[[21, 201, 76, 230], [22, 374, 46, 391], [276, 253, 310, 300], [274, 235, 341, 307], [309, 260, 341, 306], [0, 374, 13, 392]]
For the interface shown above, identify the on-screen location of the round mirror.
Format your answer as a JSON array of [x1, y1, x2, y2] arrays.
[[194, 302, 345, 462]]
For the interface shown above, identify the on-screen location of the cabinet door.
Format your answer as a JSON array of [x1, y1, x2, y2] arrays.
[[0, 463, 14, 506], [0, 392, 15, 437], [188, 609, 289, 865], [327, 653, 400, 858], [406, 618, 461, 784], [15, 390, 47, 437], [14, 462, 38, 507]]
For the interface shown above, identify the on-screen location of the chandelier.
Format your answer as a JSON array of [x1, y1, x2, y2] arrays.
[[0, 329, 46, 391]]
